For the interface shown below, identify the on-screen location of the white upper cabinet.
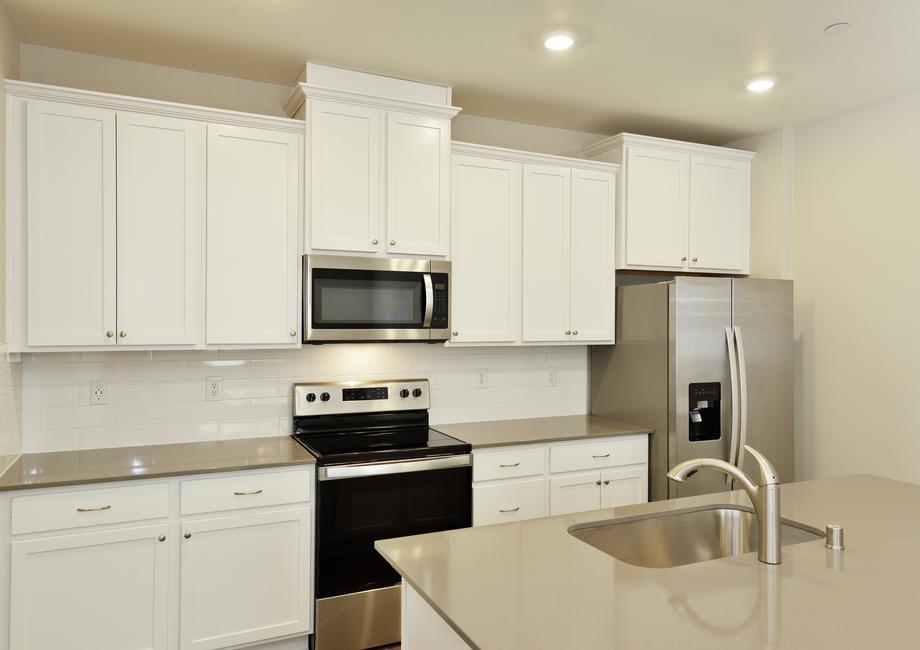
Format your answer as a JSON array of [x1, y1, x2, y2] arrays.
[[308, 100, 381, 253], [522, 164, 572, 343], [450, 151, 521, 343], [569, 169, 616, 343], [583, 133, 753, 275], [299, 76, 460, 259], [25, 100, 116, 346], [386, 111, 450, 256], [688, 154, 750, 273], [206, 124, 302, 346], [116, 112, 204, 345]]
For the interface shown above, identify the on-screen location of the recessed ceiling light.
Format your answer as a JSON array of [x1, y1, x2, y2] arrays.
[[824, 22, 851, 35], [746, 78, 776, 93], [544, 31, 576, 51]]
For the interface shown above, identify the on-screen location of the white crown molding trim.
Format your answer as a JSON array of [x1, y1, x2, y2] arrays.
[[451, 140, 621, 173], [582, 132, 755, 160], [5, 80, 305, 133], [299, 83, 462, 119]]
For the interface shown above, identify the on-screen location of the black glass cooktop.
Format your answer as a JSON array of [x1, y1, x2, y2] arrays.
[[292, 424, 469, 466]]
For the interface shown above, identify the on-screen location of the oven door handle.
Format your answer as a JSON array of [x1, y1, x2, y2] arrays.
[[318, 454, 472, 481], [422, 273, 434, 328]]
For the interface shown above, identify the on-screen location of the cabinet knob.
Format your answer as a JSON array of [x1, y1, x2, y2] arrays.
[[372, 238, 379, 245], [595, 480, 602, 486], [565, 330, 571, 335], [184, 532, 192, 539], [105, 330, 114, 338], [389, 240, 396, 246], [158, 535, 166, 542], [603, 480, 610, 485], [290, 330, 297, 337], [692, 257, 698, 262], [573, 330, 579, 336], [681, 256, 687, 262], [452, 330, 458, 337], [119, 331, 127, 338]]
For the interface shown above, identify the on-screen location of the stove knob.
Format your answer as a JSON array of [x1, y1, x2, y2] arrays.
[[399, 389, 410, 398], [320, 392, 331, 402], [412, 388, 423, 398], [305, 393, 316, 403]]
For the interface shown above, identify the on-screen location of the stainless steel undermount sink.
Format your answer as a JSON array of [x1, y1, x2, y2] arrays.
[[568, 505, 824, 568]]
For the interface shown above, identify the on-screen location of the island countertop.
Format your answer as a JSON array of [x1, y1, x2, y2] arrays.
[[436, 414, 652, 448], [376, 474, 920, 649], [0, 436, 315, 491]]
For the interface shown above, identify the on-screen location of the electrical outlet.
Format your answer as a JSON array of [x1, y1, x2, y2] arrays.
[[547, 367, 557, 387], [206, 377, 223, 401], [475, 368, 488, 389], [90, 380, 108, 405]]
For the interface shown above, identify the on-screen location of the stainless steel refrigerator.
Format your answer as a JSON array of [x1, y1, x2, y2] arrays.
[[590, 277, 793, 500]]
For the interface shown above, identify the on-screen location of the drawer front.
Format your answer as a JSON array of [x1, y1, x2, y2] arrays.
[[473, 445, 546, 482], [473, 478, 547, 527], [181, 468, 312, 515], [549, 435, 647, 474], [11, 483, 169, 535]]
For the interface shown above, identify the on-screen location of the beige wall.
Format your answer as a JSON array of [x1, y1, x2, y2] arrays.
[[452, 114, 607, 156], [792, 90, 920, 484]]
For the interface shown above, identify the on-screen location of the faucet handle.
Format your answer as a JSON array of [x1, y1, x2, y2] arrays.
[[743, 445, 779, 486]]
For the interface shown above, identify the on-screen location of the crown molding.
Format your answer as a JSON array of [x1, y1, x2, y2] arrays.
[[5, 80, 305, 133], [299, 83, 462, 120], [451, 141, 620, 173], [582, 132, 755, 160]]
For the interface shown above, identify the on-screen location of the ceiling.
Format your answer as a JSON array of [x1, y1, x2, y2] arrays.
[[4, 0, 920, 143]]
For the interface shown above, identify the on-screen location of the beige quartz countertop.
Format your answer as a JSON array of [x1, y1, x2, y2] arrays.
[[377, 474, 920, 650], [0, 436, 315, 491], [436, 415, 652, 448]]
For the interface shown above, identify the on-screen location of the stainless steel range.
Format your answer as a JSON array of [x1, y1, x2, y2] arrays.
[[291, 379, 471, 650]]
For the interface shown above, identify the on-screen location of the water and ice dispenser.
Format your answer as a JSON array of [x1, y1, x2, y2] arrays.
[[688, 382, 721, 442]]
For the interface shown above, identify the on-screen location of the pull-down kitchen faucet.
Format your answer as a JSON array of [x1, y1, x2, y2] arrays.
[[668, 445, 782, 564]]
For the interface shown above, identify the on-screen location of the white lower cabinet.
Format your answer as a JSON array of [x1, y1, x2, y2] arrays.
[[10, 524, 169, 650], [180, 508, 312, 650], [471, 434, 649, 526], [2, 466, 315, 650]]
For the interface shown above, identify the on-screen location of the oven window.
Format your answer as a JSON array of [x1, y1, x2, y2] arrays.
[[316, 466, 471, 598], [312, 268, 424, 328]]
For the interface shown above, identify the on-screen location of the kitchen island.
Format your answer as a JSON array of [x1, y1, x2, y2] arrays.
[[376, 474, 920, 649]]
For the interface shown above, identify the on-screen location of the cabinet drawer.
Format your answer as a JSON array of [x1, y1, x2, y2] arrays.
[[549, 435, 647, 474], [473, 478, 547, 526], [473, 446, 546, 482], [181, 468, 311, 515], [11, 482, 169, 535]]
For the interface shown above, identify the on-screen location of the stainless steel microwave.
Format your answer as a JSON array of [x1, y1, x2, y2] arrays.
[[303, 255, 451, 343]]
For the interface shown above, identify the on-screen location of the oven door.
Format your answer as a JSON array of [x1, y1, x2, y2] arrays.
[[304, 254, 450, 342], [316, 462, 472, 599]]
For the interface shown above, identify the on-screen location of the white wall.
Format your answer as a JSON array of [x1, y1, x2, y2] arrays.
[[792, 89, 920, 484], [452, 114, 607, 156], [22, 346, 588, 453]]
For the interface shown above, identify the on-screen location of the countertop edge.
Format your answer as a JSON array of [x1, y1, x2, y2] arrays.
[[463, 426, 652, 449]]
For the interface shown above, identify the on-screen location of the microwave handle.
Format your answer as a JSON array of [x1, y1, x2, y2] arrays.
[[422, 273, 434, 328]]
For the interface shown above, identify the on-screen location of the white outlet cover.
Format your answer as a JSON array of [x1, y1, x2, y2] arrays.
[[206, 377, 223, 401], [475, 368, 488, 389], [90, 380, 108, 405], [547, 367, 557, 387]]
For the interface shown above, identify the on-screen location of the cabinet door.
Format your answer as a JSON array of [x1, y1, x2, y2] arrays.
[[450, 154, 521, 343], [10, 524, 169, 650], [522, 164, 571, 342], [206, 124, 302, 345], [309, 100, 381, 253], [688, 155, 750, 273], [180, 508, 312, 650], [26, 100, 116, 346], [549, 471, 600, 516], [116, 112, 204, 345], [600, 466, 649, 509], [386, 111, 451, 256], [570, 169, 616, 343], [622, 146, 689, 270]]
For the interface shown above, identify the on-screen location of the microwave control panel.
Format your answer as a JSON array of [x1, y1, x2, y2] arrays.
[[431, 274, 449, 329]]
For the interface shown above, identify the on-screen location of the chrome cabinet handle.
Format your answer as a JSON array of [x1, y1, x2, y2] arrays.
[[290, 330, 297, 337], [595, 480, 602, 486], [572, 330, 579, 336], [119, 331, 127, 338], [372, 238, 379, 245], [592, 453, 611, 459], [389, 240, 396, 246], [603, 480, 610, 485], [565, 330, 571, 335], [692, 257, 698, 262], [499, 462, 520, 468], [158, 535, 166, 542], [233, 489, 264, 496], [105, 331, 114, 338], [499, 506, 520, 513], [184, 532, 192, 539], [76, 505, 112, 512], [681, 256, 688, 262], [452, 330, 459, 337]]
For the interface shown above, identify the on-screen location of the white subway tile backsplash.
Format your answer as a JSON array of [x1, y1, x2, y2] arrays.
[[21, 345, 589, 452]]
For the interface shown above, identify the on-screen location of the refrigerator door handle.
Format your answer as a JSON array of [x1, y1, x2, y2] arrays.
[[734, 325, 749, 471], [725, 326, 741, 479]]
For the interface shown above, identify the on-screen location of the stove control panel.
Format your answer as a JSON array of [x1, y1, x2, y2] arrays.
[[293, 379, 429, 416]]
